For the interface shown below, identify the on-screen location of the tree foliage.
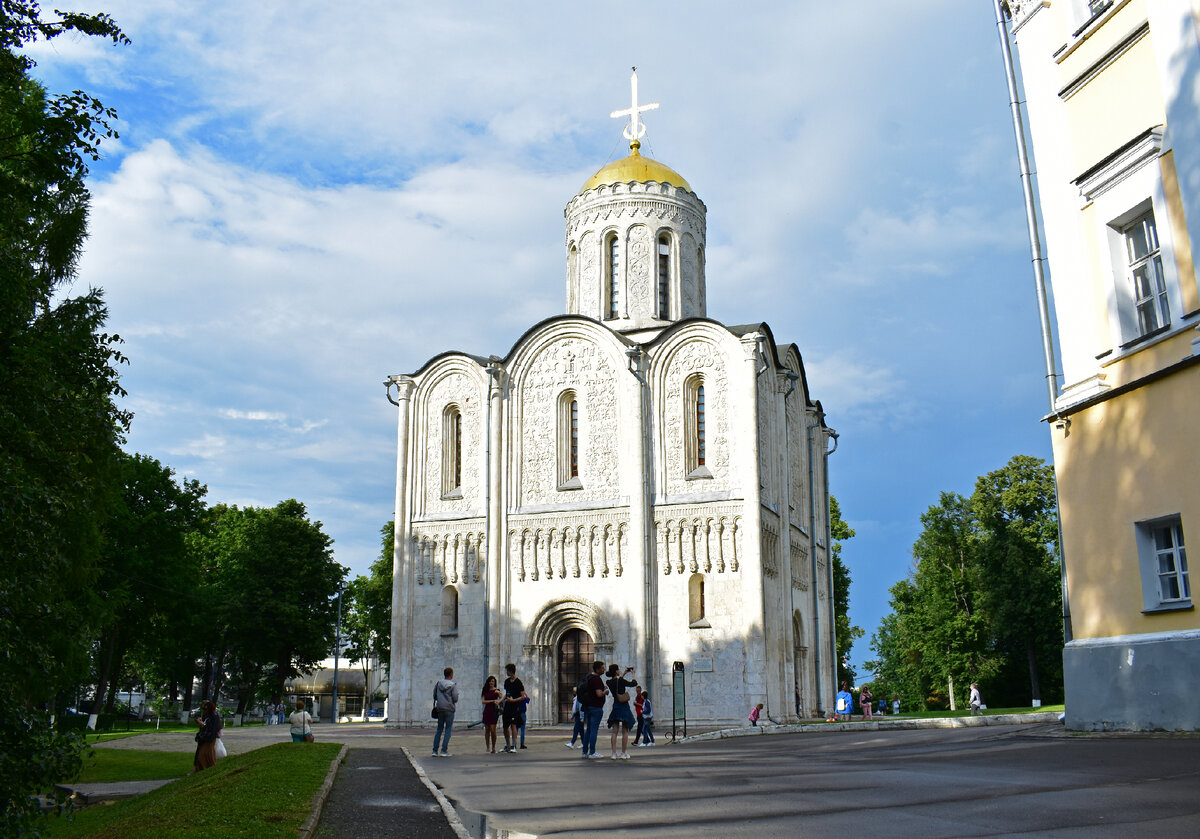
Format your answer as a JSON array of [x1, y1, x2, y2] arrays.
[[868, 456, 1063, 710], [830, 496, 863, 686], [343, 521, 395, 688], [0, 3, 127, 832], [191, 500, 347, 712]]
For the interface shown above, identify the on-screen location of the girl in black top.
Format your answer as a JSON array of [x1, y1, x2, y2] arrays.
[[605, 664, 637, 759]]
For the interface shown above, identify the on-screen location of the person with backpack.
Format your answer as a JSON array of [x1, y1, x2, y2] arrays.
[[835, 682, 853, 721], [633, 690, 646, 744], [580, 660, 607, 760]]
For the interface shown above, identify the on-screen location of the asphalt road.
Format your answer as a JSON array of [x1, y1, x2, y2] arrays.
[[413, 723, 1200, 838]]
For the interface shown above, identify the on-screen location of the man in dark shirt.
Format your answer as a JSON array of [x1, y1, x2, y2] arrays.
[[580, 660, 607, 760], [501, 662, 528, 753]]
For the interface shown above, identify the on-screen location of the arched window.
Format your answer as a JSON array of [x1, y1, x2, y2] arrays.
[[689, 573, 708, 626], [442, 405, 463, 497], [441, 586, 459, 634], [606, 233, 620, 320], [557, 390, 582, 490], [657, 233, 671, 319], [684, 375, 711, 479]]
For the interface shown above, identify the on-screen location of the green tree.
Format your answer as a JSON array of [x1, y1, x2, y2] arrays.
[[0, 4, 127, 833], [90, 453, 208, 721], [342, 521, 395, 698], [194, 500, 347, 715], [830, 496, 863, 686], [970, 455, 1062, 705]]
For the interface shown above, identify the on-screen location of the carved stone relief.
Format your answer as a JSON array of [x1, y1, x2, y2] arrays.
[[662, 339, 731, 495], [790, 542, 808, 591], [517, 337, 619, 506], [578, 231, 598, 316], [412, 524, 486, 585], [508, 510, 628, 581], [422, 372, 482, 515], [761, 521, 780, 579], [626, 224, 652, 319], [654, 503, 741, 575], [680, 232, 699, 319]]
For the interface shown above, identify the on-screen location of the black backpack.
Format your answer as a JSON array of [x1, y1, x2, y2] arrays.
[[575, 677, 590, 704]]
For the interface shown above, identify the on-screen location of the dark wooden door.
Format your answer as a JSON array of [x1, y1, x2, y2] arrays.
[[557, 628, 594, 722]]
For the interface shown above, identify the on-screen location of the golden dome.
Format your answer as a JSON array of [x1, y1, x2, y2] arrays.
[[579, 141, 691, 193]]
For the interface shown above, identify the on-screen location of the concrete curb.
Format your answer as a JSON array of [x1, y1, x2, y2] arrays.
[[681, 712, 1064, 742], [400, 746, 473, 839], [298, 743, 349, 839]]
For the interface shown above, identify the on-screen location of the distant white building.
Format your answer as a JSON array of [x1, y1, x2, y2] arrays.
[[385, 75, 838, 725]]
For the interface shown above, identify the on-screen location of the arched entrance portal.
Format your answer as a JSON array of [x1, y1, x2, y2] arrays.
[[556, 628, 594, 722]]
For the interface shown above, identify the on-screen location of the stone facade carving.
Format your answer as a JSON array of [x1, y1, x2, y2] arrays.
[[662, 339, 731, 495], [787, 374, 807, 520], [680, 232, 700, 319], [761, 520, 780, 579], [654, 503, 741, 575], [508, 511, 628, 580], [422, 371, 483, 516], [578, 231, 598, 316], [626, 224, 652, 313], [412, 523, 486, 585], [791, 541, 808, 590], [516, 337, 619, 507]]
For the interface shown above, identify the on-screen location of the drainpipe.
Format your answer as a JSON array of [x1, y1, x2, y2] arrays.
[[806, 414, 823, 717], [823, 425, 839, 698], [993, 0, 1072, 642]]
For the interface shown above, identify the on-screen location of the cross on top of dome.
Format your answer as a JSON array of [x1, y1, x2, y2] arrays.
[[610, 67, 659, 148]]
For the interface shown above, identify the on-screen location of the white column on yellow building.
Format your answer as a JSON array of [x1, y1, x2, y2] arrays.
[[385, 375, 415, 725]]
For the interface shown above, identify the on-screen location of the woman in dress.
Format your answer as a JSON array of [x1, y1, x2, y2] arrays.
[[481, 675, 501, 753], [605, 664, 638, 760], [192, 700, 222, 772]]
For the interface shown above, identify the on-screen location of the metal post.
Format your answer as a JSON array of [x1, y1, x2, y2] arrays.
[[331, 584, 344, 724]]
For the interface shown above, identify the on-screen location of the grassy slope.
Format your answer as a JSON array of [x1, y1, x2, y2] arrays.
[[44, 742, 342, 839], [75, 748, 193, 783]]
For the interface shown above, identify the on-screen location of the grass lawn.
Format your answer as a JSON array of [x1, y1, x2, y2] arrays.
[[75, 748, 193, 783], [832, 704, 1065, 720], [43, 742, 342, 839]]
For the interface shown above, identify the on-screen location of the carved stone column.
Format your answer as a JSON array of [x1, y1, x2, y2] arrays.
[[387, 375, 415, 726]]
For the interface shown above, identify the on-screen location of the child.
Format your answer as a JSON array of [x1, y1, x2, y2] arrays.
[[640, 692, 655, 745], [564, 694, 583, 749], [749, 703, 763, 726], [633, 690, 646, 745]]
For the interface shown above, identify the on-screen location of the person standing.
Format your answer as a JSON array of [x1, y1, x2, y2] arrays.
[[892, 694, 901, 716], [518, 693, 530, 749], [969, 683, 983, 716], [835, 682, 853, 721], [481, 675, 501, 753], [749, 703, 763, 726], [580, 660, 607, 760], [633, 690, 646, 744], [501, 663, 528, 754], [192, 700, 222, 773], [640, 691, 655, 745], [860, 685, 874, 720], [606, 664, 638, 760], [432, 667, 460, 757], [565, 693, 584, 749], [288, 700, 313, 743]]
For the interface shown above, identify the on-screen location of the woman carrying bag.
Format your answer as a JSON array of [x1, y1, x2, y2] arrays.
[[192, 700, 223, 772], [289, 700, 314, 743]]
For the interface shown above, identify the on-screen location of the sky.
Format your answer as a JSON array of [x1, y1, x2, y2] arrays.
[[29, 0, 1056, 680]]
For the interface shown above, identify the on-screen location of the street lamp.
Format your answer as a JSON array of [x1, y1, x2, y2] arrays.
[[331, 583, 344, 724]]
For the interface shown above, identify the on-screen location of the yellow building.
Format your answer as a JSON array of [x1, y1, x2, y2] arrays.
[[1004, 0, 1199, 729]]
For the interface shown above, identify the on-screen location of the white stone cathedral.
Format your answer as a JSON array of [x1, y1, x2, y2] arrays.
[[385, 75, 837, 726]]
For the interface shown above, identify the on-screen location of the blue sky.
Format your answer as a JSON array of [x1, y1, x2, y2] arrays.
[[31, 1, 1054, 680]]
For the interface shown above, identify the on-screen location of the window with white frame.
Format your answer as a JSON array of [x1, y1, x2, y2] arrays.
[[442, 405, 463, 498], [557, 389, 582, 490], [1075, 127, 1188, 354], [657, 233, 671, 319], [605, 233, 620, 320], [684, 374, 712, 479], [1123, 211, 1170, 337], [1136, 516, 1190, 611]]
